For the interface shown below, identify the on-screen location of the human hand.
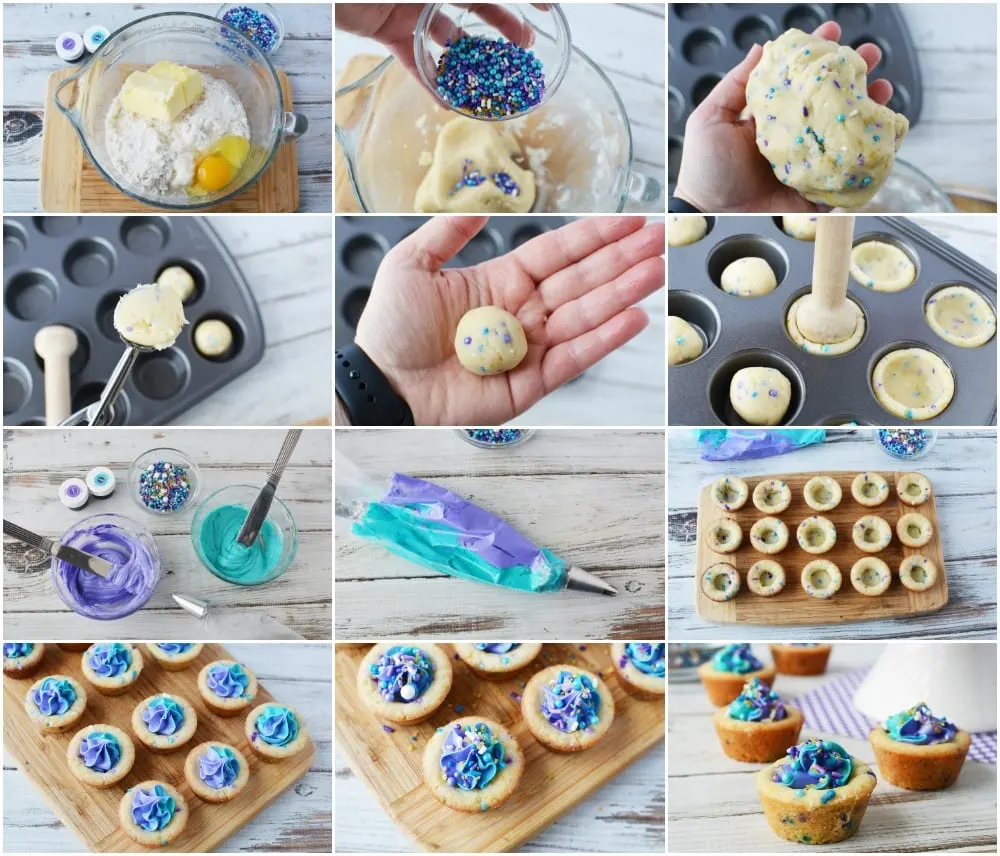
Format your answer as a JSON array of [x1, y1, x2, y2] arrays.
[[354, 216, 665, 425], [674, 22, 893, 214]]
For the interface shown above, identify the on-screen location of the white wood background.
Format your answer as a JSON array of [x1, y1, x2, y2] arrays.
[[334, 2, 666, 203], [335, 428, 665, 639], [668, 642, 998, 852], [2, 642, 333, 852], [667, 428, 998, 640], [2, 2, 333, 212], [3, 428, 333, 639], [911, 215, 997, 269]]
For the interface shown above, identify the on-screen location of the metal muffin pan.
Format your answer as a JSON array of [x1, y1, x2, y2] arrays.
[[668, 215, 997, 425], [668, 3, 923, 185], [335, 216, 567, 345], [3, 216, 264, 426]]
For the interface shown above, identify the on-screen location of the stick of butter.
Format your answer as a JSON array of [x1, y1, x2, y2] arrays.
[[147, 61, 204, 106], [120, 62, 203, 122]]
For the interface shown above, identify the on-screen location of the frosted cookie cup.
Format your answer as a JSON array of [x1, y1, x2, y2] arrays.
[[184, 741, 251, 803], [119, 780, 188, 847], [198, 660, 258, 717], [145, 643, 203, 671], [131, 693, 197, 753], [869, 703, 970, 791], [713, 678, 803, 763], [67, 724, 135, 788], [81, 642, 143, 696], [357, 643, 453, 724], [25, 675, 87, 733], [245, 703, 310, 762], [522, 665, 615, 752], [3, 642, 45, 677], [698, 644, 775, 706], [610, 642, 665, 700], [454, 643, 542, 680]]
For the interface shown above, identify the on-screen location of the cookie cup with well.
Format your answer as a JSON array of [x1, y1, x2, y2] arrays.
[[118, 780, 188, 848], [713, 678, 803, 763], [184, 741, 251, 803], [610, 642, 665, 700], [245, 703, 310, 762], [521, 665, 615, 752], [869, 703, 970, 790], [697, 643, 776, 706], [81, 642, 143, 696], [67, 723, 135, 788]]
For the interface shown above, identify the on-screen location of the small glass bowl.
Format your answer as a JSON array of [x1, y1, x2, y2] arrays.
[[413, 2, 571, 121], [457, 428, 535, 449], [50, 513, 162, 620], [128, 448, 201, 516], [191, 484, 298, 586], [216, 3, 284, 54], [873, 428, 937, 461]]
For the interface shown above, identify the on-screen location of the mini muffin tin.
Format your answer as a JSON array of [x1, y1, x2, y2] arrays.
[[3, 216, 264, 426], [335, 216, 567, 345], [668, 3, 923, 186], [668, 216, 997, 426]]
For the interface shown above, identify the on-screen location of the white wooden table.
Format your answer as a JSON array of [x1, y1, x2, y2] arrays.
[[334, 2, 666, 207], [3, 428, 333, 639], [335, 428, 666, 639], [911, 215, 997, 269], [2, 3, 333, 212], [668, 642, 998, 852], [3, 642, 332, 852], [667, 428, 998, 639]]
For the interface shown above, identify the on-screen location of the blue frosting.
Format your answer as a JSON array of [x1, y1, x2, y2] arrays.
[[255, 705, 299, 747], [4, 642, 34, 658], [199, 745, 240, 789], [32, 677, 77, 716], [88, 643, 132, 678], [142, 696, 185, 736]]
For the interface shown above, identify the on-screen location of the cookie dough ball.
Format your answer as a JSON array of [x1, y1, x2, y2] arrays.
[[730, 367, 792, 425], [194, 319, 234, 358], [872, 347, 955, 421], [669, 316, 704, 366], [414, 117, 535, 213], [668, 215, 708, 247], [157, 265, 197, 302], [745, 28, 909, 207], [720, 257, 778, 298], [454, 306, 528, 375], [925, 285, 997, 348], [850, 241, 917, 292], [782, 215, 817, 240]]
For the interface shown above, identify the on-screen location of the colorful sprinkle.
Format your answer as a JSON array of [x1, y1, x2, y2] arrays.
[[137, 460, 192, 512]]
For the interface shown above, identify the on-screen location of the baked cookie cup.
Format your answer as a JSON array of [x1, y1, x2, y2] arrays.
[[610, 642, 665, 700], [713, 705, 804, 763], [184, 741, 251, 803], [769, 644, 832, 676], [245, 703, 310, 762], [197, 660, 258, 717], [25, 675, 87, 733], [119, 780, 188, 848], [81, 642, 144, 696], [869, 726, 971, 791], [67, 723, 136, 788], [131, 693, 198, 753], [453, 643, 542, 679], [58, 643, 92, 652], [422, 716, 524, 812], [3, 642, 46, 677], [522, 665, 615, 752], [358, 643, 453, 724], [698, 661, 776, 707], [145, 643, 204, 671]]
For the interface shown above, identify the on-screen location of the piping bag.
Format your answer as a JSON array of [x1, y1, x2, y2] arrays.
[[337, 451, 616, 596]]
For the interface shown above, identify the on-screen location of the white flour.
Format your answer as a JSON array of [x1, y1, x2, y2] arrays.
[[104, 74, 250, 196]]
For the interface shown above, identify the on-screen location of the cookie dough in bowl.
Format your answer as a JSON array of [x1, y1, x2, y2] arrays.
[[668, 215, 709, 247], [721, 257, 778, 298], [897, 512, 933, 547], [852, 515, 892, 553], [896, 472, 932, 506], [786, 293, 866, 356], [705, 519, 743, 554], [753, 479, 792, 514], [899, 555, 938, 592], [747, 560, 786, 597], [925, 285, 996, 348], [801, 559, 842, 599], [712, 476, 749, 512], [669, 316, 704, 366], [850, 241, 917, 292], [803, 476, 842, 512], [851, 556, 891, 596], [797, 515, 837, 554], [782, 215, 817, 241], [871, 347, 955, 421], [852, 472, 889, 506], [750, 517, 789, 555], [701, 563, 741, 602], [730, 367, 792, 425]]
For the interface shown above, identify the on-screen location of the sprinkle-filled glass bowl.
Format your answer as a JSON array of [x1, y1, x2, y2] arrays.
[[216, 4, 284, 55], [457, 428, 535, 449], [50, 513, 162, 620], [128, 447, 202, 515], [191, 484, 298, 586], [413, 2, 572, 121], [874, 428, 936, 461]]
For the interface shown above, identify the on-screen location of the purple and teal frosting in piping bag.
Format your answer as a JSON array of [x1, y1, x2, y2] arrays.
[[729, 677, 786, 722], [351, 473, 567, 593], [199, 745, 240, 789], [712, 643, 764, 674], [370, 645, 435, 702], [541, 670, 601, 732], [882, 703, 958, 745], [440, 721, 509, 790], [131, 784, 176, 832], [79, 731, 122, 773], [88, 643, 132, 678], [32, 677, 77, 716], [773, 739, 853, 791], [622, 643, 665, 677]]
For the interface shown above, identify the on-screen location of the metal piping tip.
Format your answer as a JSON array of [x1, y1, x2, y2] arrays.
[[565, 566, 617, 596], [173, 593, 210, 619]]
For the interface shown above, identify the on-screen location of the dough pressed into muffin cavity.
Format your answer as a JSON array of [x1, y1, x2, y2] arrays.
[[803, 476, 842, 512], [851, 556, 892, 596], [801, 559, 842, 599], [721, 257, 778, 298], [712, 476, 749, 512], [797, 516, 837, 554], [786, 293, 866, 356], [705, 519, 743, 554], [668, 214, 708, 247], [899, 555, 938, 592], [872, 348, 955, 421], [897, 512, 933, 547], [747, 559, 785, 597], [853, 515, 892, 553], [852, 472, 889, 507], [750, 517, 790, 555], [701, 563, 741, 602], [850, 240, 917, 292], [925, 285, 996, 348], [753, 479, 792, 514], [669, 315, 705, 366]]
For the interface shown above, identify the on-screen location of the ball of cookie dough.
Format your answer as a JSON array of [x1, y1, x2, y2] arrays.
[[850, 241, 917, 292], [782, 215, 817, 240], [668, 215, 708, 247], [414, 117, 535, 214], [729, 367, 792, 425], [668, 316, 704, 366], [157, 265, 197, 302], [454, 306, 528, 375], [194, 319, 234, 358], [745, 28, 909, 207], [720, 257, 777, 298]]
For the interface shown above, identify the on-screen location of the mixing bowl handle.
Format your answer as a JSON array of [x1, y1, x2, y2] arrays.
[[282, 112, 309, 140], [627, 171, 663, 210], [53, 71, 86, 135]]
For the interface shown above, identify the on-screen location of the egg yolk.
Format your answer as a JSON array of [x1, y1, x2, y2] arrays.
[[193, 154, 234, 193]]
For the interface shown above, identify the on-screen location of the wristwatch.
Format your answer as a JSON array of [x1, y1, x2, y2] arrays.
[[334, 343, 414, 426]]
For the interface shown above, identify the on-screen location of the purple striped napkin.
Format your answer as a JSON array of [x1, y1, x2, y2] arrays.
[[792, 668, 997, 765]]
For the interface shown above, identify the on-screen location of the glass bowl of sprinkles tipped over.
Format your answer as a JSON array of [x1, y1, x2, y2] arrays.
[[413, 3, 572, 121], [128, 448, 201, 515]]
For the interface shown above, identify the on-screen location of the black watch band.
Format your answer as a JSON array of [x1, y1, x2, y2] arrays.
[[668, 195, 702, 214], [335, 343, 414, 426]]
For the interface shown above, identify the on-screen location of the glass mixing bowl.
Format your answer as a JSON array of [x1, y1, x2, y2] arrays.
[[53, 11, 307, 210]]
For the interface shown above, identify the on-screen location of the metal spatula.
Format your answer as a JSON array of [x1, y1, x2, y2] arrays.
[[236, 429, 303, 547], [3, 519, 112, 578]]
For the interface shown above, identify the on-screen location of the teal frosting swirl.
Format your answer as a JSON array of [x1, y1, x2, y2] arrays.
[[32, 677, 77, 716], [623, 643, 665, 677], [772, 739, 853, 790], [4, 642, 33, 658], [255, 705, 299, 747], [728, 677, 786, 722], [883, 703, 958, 745], [711, 643, 763, 674]]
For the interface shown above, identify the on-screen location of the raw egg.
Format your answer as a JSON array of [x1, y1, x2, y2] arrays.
[[189, 135, 250, 194]]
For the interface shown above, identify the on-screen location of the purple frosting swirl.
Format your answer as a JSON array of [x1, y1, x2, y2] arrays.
[[440, 722, 508, 790], [32, 677, 77, 716], [79, 731, 121, 773], [88, 642, 132, 678], [540, 670, 601, 733], [255, 705, 299, 747], [4, 642, 33, 658], [199, 745, 240, 789], [474, 643, 520, 654], [207, 663, 250, 699], [157, 643, 194, 655], [728, 677, 787, 722], [131, 784, 176, 832], [142, 696, 185, 735], [773, 739, 853, 789], [883, 703, 958, 745]]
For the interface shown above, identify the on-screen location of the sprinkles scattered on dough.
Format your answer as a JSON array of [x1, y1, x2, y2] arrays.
[[449, 160, 521, 197]]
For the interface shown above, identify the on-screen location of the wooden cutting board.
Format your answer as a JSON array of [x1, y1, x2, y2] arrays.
[[335, 642, 665, 853], [41, 68, 299, 213], [694, 470, 947, 625], [3, 643, 315, 852]]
